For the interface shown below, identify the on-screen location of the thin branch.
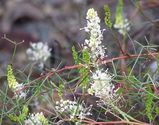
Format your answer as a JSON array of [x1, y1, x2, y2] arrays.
[[16, 64, 84, 93], [2, 35, 25, 63], [81, 120, 150, 125], [2, 34, 24, 45]]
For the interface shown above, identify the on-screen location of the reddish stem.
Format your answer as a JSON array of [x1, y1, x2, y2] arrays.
[[101, 52, 158, 64], [15, 64, 84, 94], [16, 52, 158, 93]]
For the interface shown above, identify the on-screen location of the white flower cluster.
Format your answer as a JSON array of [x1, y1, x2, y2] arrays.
[[83, 8, 119, 105], [24, 112, 48, 125], [14, 83, 27, 99], [84, 8, 106, 63], [84, 9, 119, 104], [26, 42, 51, 68], [114, 18, 130, 36], [55, 99, 92, 120], [88, 69, 118, 103]]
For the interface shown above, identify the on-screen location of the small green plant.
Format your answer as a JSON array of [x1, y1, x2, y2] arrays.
[[104, 5, 112, 29], [145, 86, 154, 122], [72, 46, 90, 90], [7, 64, 17, 90], [72, 46, 80, 64], [79, 49, 90, 89], [8, 105, 28, 123], [115, 0, 124, 26]]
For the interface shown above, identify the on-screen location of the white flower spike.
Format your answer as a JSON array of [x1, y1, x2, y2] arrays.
[[84, 8, 106, 64]]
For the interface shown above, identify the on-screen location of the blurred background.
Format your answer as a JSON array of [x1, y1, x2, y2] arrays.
[[0, 0, 159, 75]]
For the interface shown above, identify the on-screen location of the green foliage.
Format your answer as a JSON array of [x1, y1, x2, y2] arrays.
[[7, 64, 17, 89], [58, 83, 64, 97], [155, 107, 159, 115], [72, 46, 80, 64], [145, 86, 154, 122], [82, 49, 90, 64], [8, 114, 17, 122], [8, 105, 28, 123], [79, 49, 90, 89], [72, 46, 90, 90], [104, 5, 112, 29], [79, 67, 89, 89], [19, 105, 29, 122], [115, 0, 124, 26]]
